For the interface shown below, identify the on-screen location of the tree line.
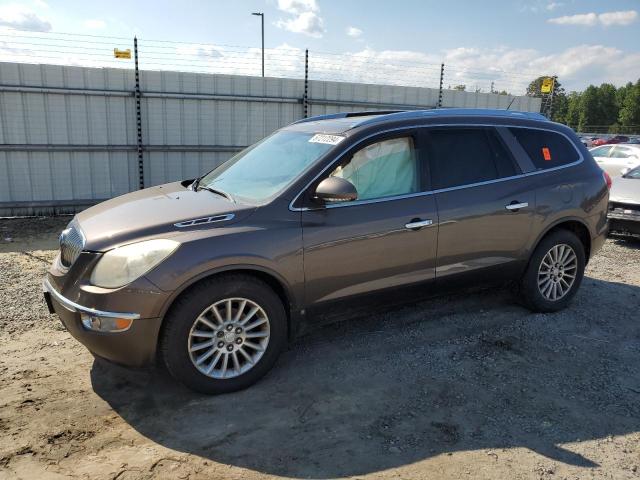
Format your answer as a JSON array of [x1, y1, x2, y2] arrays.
[[527, 76, 640, 134]]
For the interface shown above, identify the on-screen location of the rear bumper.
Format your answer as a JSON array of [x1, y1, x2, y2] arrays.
[[43, 278, 162, 367], [608, 216, 640, 235]]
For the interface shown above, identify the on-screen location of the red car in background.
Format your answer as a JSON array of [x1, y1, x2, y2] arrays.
[[592, 135, 630, 146]]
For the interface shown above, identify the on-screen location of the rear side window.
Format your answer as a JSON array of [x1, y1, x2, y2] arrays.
[[426, 128, 518, 190], [509, 128, 579, 170]]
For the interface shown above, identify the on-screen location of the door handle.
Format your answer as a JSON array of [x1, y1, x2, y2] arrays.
[[505, 202, 528, 211], [405, 219, 433, 230]]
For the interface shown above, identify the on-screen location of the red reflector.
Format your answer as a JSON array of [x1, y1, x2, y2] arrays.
[[542, 147, 551, 161], [603, 170, 612, 190]]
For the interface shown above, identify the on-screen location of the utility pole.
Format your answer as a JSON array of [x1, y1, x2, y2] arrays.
[[252, 12, 264, 77], [548, 75, 557, 120]]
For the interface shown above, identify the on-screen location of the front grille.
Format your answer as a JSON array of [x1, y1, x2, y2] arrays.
[[59, 225, 85, 268]]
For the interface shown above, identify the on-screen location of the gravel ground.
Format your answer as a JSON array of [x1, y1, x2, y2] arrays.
[[1, 218, 640, 480]]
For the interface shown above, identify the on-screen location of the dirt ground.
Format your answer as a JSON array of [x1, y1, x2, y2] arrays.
[[1, 217, 640, 480]]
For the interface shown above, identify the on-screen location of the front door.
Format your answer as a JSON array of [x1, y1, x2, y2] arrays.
[[300, 131, 438, 306]]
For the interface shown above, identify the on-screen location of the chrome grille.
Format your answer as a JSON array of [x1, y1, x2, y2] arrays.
[[59, 225, 85, 268]]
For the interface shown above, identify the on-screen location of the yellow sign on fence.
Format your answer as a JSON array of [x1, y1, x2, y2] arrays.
[[113, 48, 131, 59], [541, 77, 554, 94]]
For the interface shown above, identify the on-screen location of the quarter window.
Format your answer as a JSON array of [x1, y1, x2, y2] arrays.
[[509, 128, 580, 169], [329, 137, 419, 201], [426, 128, 518, 190]]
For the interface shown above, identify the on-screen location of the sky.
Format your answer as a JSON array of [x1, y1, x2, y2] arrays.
[[0, 0, 639, 93]]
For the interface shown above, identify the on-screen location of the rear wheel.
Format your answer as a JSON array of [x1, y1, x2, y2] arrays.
[[160, 274, 287, 394], [519, 230, 586, 312]]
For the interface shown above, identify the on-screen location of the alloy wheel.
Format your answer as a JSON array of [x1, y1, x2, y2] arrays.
[[188, 297, 270, 379], [537, 244, 578, 301]]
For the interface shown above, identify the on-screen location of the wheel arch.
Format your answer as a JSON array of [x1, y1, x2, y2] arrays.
[[157, 265, 298, 343], [529, 217, 592, 265]]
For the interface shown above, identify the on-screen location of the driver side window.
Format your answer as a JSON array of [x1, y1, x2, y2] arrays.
[[329, 137, 418, 201]]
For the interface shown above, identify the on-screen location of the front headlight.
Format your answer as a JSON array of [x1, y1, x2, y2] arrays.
[[90, 239, 179, 288]]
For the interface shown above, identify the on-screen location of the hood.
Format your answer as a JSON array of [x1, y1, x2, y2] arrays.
[[75, 181, 255, 251], [609, 176, 640, 205]]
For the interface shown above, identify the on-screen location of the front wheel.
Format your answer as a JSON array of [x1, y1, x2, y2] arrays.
[[519, 230, 586, 312], [160, 275, 287, 394]]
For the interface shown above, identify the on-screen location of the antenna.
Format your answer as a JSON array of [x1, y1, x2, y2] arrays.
[[506, 96, 516, 110]]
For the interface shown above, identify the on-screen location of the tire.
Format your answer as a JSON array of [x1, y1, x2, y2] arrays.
[[519, 229, 586, 313], [160, 274, 287, 394]]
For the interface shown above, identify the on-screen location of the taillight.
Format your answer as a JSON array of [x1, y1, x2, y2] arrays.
[[603, 170, 612, 190]]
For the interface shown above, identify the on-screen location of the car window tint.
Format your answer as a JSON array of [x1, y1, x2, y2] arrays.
[[590, 145, 612, 157], [509, 128, 579, 169], [330, 137, 418, 201], [426, 128, 517, 190], [610, 147, 634, 158]]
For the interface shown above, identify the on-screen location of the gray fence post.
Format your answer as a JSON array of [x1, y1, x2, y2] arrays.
[[303, 49, 309, 118], [438, 63, 444, 108], [134, 37, 144, 189]]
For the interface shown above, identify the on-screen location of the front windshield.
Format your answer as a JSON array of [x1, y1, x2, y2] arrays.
[[199, 130, 337, 203], [623, 166, 640, 179]]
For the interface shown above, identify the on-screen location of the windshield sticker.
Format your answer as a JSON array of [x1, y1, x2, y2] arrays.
[[309, 134, 345, 145]]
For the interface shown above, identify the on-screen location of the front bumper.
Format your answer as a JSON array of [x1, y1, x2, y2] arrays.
[[43, 278, 162, 367]]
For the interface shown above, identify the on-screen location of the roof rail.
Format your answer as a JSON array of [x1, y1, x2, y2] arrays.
[[355, 108, 549, 127], [292, 110, 404, 125], [291, 108, 549, 128]]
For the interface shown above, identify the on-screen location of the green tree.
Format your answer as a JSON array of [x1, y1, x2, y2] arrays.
[[565, 92, 582, 129], [527, 76, 567, 122], [618, 80, 640, 131], [578, 84, 619, 131], [551, 92, 568, 123]]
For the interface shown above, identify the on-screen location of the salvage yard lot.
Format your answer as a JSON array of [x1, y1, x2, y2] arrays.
[[1, 217, 640, 480]]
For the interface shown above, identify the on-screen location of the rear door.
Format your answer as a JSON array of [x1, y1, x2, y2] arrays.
[[426, 127, 534, 282], [300, 130, 439, 306]]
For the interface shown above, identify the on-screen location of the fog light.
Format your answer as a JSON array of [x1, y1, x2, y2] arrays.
[[81, 314, 133, 332]]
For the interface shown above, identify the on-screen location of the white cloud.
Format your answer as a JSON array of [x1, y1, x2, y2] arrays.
[[0, 4, 51, 31], [548, 10, 637, 27], [548, 12, 597, 25], [599, 10, 638, 26], [346, 26, 362, 37], [277, 0, 319, 14], [0, 33, 638, 95], [34, 0, 49, 8], [275, 0, 324, 38], [83, 19, 106, 30], [522, 1, 563, 13], [546, 2, 563, 11]]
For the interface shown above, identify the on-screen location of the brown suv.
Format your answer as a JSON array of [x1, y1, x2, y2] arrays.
[[43, 109, 610, 394]]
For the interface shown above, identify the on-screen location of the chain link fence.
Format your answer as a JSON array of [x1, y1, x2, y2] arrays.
[[0, 29, 543, 216]]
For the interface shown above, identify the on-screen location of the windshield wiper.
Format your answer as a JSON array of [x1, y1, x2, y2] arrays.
[[191, 176, 202, 191], [198, 185, 234, 202]]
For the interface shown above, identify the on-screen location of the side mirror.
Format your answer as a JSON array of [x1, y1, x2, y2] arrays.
[[621, 167, 630, 176], [314, 177, 358, 203]]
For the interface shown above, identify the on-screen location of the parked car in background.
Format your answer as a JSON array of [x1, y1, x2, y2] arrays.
[[43, 109, 609, 394], [579, 136, 594, 148], [590, 144, 640, 176], [592, 135, 630, 147], [608, 165, 640, 236], [625, 138, 640, 144]]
